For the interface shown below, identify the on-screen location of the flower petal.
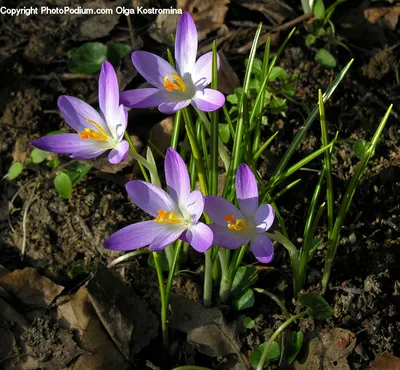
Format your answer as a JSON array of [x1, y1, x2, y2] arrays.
[[185, 190, 204, 223], [58, 96, 109, 134], [103, 220, 164, 251], [132, 51, 177, 89], [120, 88, 170, 109], [192, 52, 220, 89], [31, 133, 106, 153], [165, 147, 190, 205], [70, 148, 108, 159], [126, 180, 178, 217], [149, 225, 186, 252], [209, 224, 250, 250], [250, 234, 274, 263], [108, 140, 129, 164], [175, 12, 197, 76], [236, 164, 258, 219], [186, 222, 213, 252], [98, 61, 119, 124], [158, 99, 191, 114], [255, 204, 275, 232], [192, 89, 225, 112], [204, 196, 244, 226]]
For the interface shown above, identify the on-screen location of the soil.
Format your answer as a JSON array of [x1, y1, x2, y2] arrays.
[[1, 0, 399, 369]]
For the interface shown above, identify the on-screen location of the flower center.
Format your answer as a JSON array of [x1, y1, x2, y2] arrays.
[[224, 214, 248, 232], [78, 120, 109, 141], [163, 73, 187, 92], [154, 210, 183, 224]]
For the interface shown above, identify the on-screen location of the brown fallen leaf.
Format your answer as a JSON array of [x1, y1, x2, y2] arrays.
[[294, 328, 356, 370], [87, 267, 158, 359], [57, 286, 128, 370], [169, 295, 250, 369], [0, 267, 64, 307], [0, 328, 16, 359], [231, 0, 295, 25], [149, 117, 174, 156], [364, 6, 400, 30], [218, 52, 241, 95], [370, 353, 400, 370]]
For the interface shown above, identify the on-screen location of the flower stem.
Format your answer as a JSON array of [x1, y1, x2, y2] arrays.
[[218, 248, 231, 303], [124, 131, 150, 183], [152, 251, 168, 347], [203, 249, 213, 307], [165, 240, 183, 308], [107, 249, 150, 268], [256, 311, 307, 370], [170, 110, 182, 149], [253, 288, 290, 318]]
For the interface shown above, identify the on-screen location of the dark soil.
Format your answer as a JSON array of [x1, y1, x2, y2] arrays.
[[1, 0, 399, 369]]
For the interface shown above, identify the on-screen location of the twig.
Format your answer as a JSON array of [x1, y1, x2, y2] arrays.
[[21, 188, 38, 260], [236, 13, 313, 54]]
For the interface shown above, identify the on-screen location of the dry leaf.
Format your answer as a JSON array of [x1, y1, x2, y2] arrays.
[[169, 295, 250, 369], [149, 117, 174, 156], [218, 52, 241, 95], [370, 353, 400, 370], [0, 267, 64, 307], [57, 286, 128, 370], [364, 6, 400, 30], [295, 328, 356, 370], [87, 268, 158, 358], [0, 328, 16, 359], [231, 0, 295, 25]]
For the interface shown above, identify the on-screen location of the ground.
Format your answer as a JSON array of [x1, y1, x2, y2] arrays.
[[0, 0, 399, 369]]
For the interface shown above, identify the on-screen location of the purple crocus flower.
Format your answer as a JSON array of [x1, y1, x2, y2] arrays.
[[104, 147, 213, 252], [205, 164, 275, 263], [119, 12, 225, 114], [32, 61, 129, 164]]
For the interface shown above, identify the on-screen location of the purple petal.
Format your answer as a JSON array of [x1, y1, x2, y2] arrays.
[[250, 234, 274, 263], [158, 99, 191, 114], [236, 164, 259, 219], [31, 133, 106, 154], [149, 225, 186, 252], [99, 61, 119, 124], [58, 96, 109, 134], [108, 140, 129, 164], [175, 12, 198, 76], [165, 148, 190, 205], [192, 89, 225, 112], [120, 88, 170, 109], [186, 222, 213, 252], [185, 190, 204, 222], [192, 52, 220, 89], [70, 148, 108, 159], [209, 224, 250, 250], [103, 220, 164, 251], [126, 180, 178, 218], [204, 196, 244, 226], [255, 204, 275, 232], [132, 51, 177, 89]]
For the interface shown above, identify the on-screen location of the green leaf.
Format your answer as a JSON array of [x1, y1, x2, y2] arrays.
[[231, 266, 258, 298], [107, 43, 130, 68], [308, 237, 324, 261], [218, 124, 230, 144], [284, 330, 304, 364], [250, 341, 280, 368], [305, 33, 317, 47], [63, 161, 91, 185], [54, 172, 73, 199], [353, 139, 369, 160], [270, 96, 288, 114], [227, 94, 238, 105], [68, 264, 95, 279], [283, 83, 295, 96], [8, 162, 23, 180], [315, 49, 336, 68], [269, 66, 287, 81], [313, 0, 325, 19], [233, 288, 255, 310], [245, 57, 263, 76], [148, 251, 170, 272], [244, 317, 255, 329], [30, 148, 49, 164], [68, 42, 108, 74], [299, 293, 333, 319]]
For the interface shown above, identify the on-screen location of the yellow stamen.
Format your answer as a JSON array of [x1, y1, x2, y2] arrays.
[[163, 73, 187, 92], [224, 214, 248, 232], [154, 210, 183, 224], [78, 120, 109, 142]]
